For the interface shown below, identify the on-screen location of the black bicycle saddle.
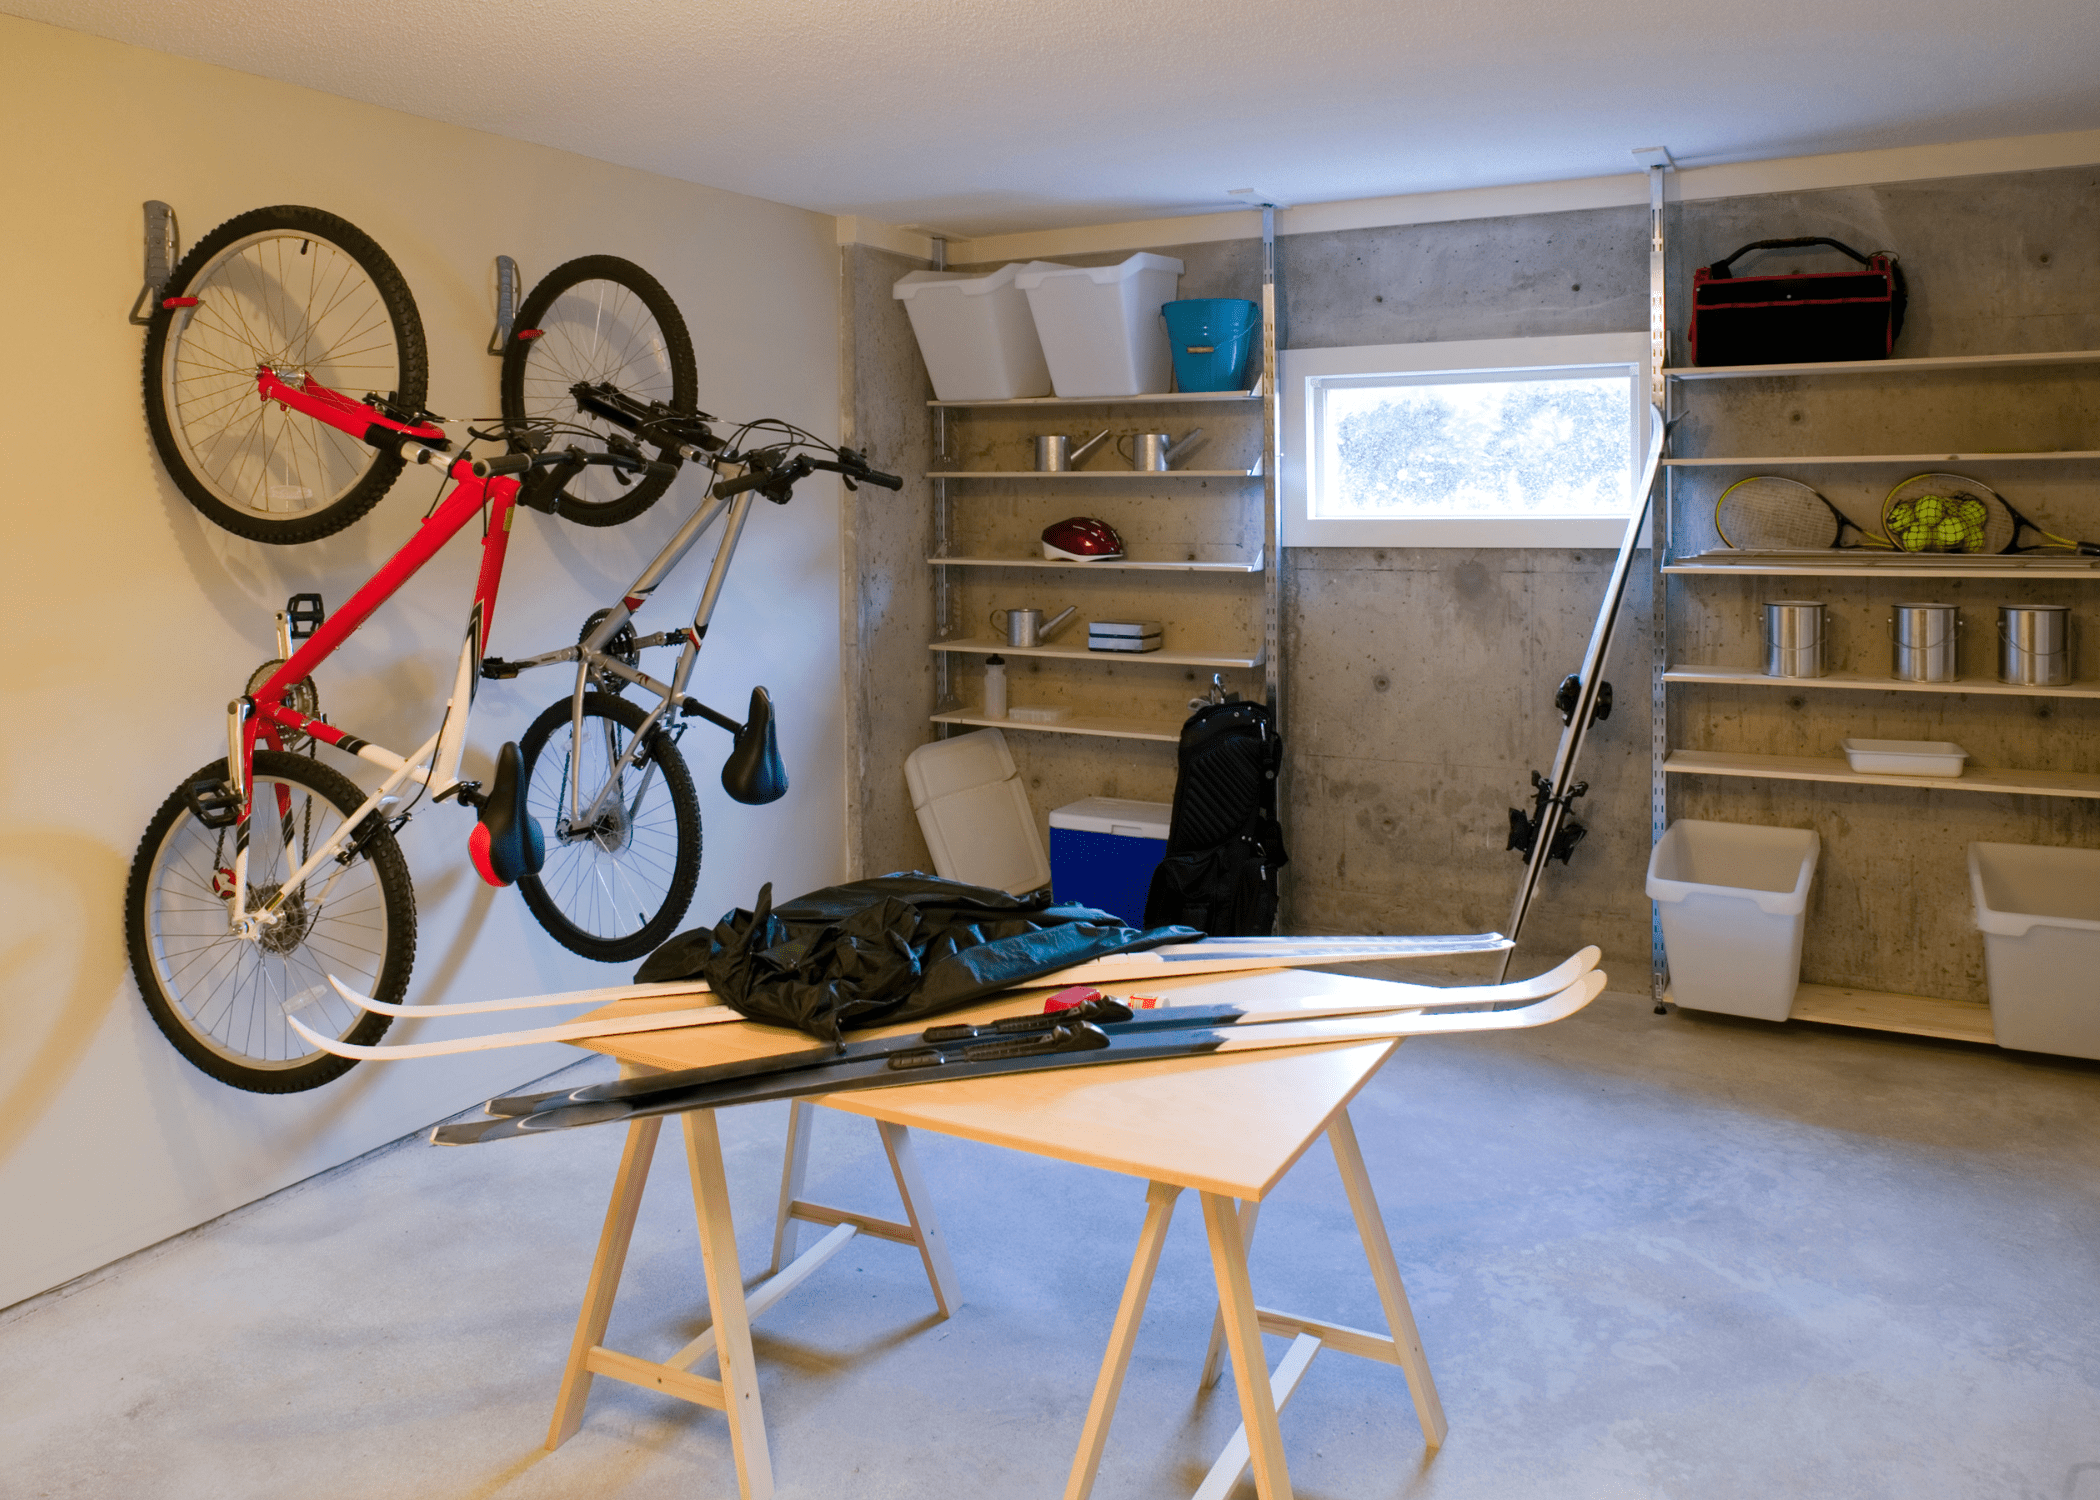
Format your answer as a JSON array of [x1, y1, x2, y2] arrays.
[[721, 687, 788, 806], [469, 741, 546, 886]]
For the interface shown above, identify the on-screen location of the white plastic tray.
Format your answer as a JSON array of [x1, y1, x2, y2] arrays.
[[1840, 738, 1969, 776]]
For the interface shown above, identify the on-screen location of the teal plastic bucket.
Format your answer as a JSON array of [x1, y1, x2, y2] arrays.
[[1161, 299, 1259, 392]]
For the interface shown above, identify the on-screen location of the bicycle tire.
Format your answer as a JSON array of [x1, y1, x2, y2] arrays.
[[125, 751, 418, 1092], [500, 256, 697, 527], [516, 692, 702, 961], [143, 205, 428, 545]]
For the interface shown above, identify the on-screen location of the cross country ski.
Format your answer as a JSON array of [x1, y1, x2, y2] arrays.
[[307, 930, 1523, 1062], [431, 970, 1607, 1146], [478, 945, 1601, 1120]]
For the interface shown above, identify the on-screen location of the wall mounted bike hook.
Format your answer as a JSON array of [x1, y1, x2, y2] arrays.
[[127, 201, 179, 326], [486, 255, 519, 355]]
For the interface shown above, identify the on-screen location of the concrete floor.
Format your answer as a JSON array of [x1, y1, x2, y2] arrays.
[[6, 990, 2098, 1500]]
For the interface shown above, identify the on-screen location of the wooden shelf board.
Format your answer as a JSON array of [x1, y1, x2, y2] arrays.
[[1664, 748, 2100, 799], [928, 468, 1261, 480], [1665, 451, 2100, 467], [930, 637, 1265, 669], [1664, 666, 2100, 699], [1786, 984, 1997, 1044], [930, 709, 1182, 743], [929, 387, 1263, 408], [1665, 557, 2100, 579], [928, 554, 1262, 573], [1664, 350, 2100, 380]]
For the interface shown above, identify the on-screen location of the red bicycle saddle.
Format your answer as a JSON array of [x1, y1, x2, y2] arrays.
[[469, 741, 546, 887]]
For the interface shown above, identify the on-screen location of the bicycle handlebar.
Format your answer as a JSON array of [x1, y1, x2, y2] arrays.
[[472, 448, 675, 481], [710, 448, 902, 501]]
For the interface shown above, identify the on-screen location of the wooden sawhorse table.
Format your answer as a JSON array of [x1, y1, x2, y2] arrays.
[[548, 967, 1448, 1500]]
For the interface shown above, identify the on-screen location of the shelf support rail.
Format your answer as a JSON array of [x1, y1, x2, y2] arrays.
[[1644, 150, 1673, 1011]]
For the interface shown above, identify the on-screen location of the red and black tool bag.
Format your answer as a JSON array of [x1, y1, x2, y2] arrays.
[[1690, 237, 1906, 367]]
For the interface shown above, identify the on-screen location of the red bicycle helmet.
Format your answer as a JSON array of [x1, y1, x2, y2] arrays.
[[1041, 516, 1124, 561]]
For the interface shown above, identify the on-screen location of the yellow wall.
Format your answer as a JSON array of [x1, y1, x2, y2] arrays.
[[0, 17, 847, 1307]]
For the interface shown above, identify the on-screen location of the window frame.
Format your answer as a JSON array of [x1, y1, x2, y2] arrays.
[[1280, 332, 1652, 548]]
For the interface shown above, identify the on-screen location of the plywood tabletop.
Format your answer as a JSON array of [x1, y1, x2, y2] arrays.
[[577, 967, 1413, 1199]]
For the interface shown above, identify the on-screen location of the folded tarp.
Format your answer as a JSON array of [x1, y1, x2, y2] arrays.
[[637, 872, 1198, 1042]]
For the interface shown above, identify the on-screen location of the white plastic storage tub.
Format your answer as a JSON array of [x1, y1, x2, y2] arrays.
[[1968, 842, 2100, 1059], [1647, 820, 1820, 1021], [893, 262, 1066, 401], [1015, 254, 1184, 397], [1048, 798, 1171, 927], [903, 729, 1050, 895]]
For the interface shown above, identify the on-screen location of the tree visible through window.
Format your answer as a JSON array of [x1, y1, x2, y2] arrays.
[[1317, 372, 1632, 518]]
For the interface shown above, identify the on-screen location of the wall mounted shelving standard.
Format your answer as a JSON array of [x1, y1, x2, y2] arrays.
[[1652, 346, 2100, 1044]]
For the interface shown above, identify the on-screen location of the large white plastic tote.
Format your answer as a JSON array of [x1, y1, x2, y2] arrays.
[[1015, 254, 1184, 397], [1968, 841, 2100, 1059], [1647, 820, 1820, 1021], [893, 262, 1066, 401], [903, 729, 1050, 895]]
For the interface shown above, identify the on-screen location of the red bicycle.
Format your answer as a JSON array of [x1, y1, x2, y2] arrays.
[[143, 204, 698, 542]]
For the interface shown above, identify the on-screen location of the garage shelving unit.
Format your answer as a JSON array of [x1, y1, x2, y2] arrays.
[[924, 221, 1284, 745], [1652, 344, 2100, 1044]]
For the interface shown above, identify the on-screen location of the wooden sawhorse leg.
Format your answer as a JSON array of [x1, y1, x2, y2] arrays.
[[767, 1099, 961, 1316], [1190, 1106, 1448, 1500], [546, 1110, 775, 1499], [1064, 1180, 1183, 1500]]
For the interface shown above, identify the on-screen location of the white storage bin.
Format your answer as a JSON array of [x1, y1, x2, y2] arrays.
[[903, 729, 1050, 895], [1015, 254, 1184, 397], [1968, 842, 2100, 1060], [893, 262, 1066, 401], [1647, 820, 1820, 1022]]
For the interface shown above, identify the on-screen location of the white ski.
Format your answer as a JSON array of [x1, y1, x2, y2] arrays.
[[306, 946, 1595, 1064], [328, 931, 1514, 1021]]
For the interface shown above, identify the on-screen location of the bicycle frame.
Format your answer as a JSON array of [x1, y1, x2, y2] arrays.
[[217, 370, 520, 941], [490, 483, 762, 826]]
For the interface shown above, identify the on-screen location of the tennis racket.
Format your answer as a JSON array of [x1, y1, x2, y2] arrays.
[[1714, 476, 1894, 551], [1883, 472, 2100, 555]]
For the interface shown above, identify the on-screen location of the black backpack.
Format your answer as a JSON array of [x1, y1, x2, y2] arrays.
[[1142, 700, 1288, 935]]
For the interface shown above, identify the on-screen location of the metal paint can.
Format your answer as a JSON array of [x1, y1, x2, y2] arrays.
[[1998, 605, 2071, 686], [1762, 601, 1827, 678], [1890, 602, 1961, 682]]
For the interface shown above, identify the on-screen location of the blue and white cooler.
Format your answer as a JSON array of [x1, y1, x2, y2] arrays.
[[1048, 797, 1172, 928]]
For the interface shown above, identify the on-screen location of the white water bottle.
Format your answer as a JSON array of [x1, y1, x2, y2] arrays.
[[982, 654, 1008, 719]]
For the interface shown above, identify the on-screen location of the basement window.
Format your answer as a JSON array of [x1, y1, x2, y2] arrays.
[[1281, 332, 1650, 547]]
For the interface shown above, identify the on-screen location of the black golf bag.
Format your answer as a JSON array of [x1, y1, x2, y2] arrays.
[[1142, 699, 1288, 936]]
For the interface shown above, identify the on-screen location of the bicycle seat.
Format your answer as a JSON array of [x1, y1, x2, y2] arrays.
[[721, 687, 788, 806], [469, 741, 546, 886]]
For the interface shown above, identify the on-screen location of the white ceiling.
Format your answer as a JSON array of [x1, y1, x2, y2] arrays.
[[14, 0, 2100, 237]]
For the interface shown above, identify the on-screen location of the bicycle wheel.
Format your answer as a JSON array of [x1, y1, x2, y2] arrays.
[[126, 751, 418, 1092], [500, 256, 697, 527], [143, 205, 428, 544], [516, 692, 702, 962]]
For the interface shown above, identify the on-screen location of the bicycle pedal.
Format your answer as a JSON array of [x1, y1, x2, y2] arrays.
[[479, 657, 522, 680], [285, 593, 325, 641], [184, 779, 243, 830]]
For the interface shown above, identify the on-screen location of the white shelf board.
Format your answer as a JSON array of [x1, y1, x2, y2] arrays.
[[928, 554, 1263, 573], [1664, 349, 2100, 381], [1664, 748, 2100, 799], [930, 637, 1264, 669], [930, 708, 1182, 743], [1664, 666, 2100, 699], [1665, 450, 2100, 467], [1665, 555, 2100, 579], [928, 467, 1261, 480], [929, 387, 1263, 408], [1784, 983, 1996, 1045]]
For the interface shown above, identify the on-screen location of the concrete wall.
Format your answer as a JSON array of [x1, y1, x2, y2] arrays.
[[0, 18, 844, 1308], [847, 164, 2100, 997], [839, 245, 938, 879]]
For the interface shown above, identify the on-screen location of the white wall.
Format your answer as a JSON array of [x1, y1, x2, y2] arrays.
[[0, 18, 845, 1308]]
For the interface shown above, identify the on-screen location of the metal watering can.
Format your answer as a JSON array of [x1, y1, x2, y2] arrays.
[[990, 605, 1078, 647], [1035, 430, 1111, 472], [1118, 427, 1205, 471]]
